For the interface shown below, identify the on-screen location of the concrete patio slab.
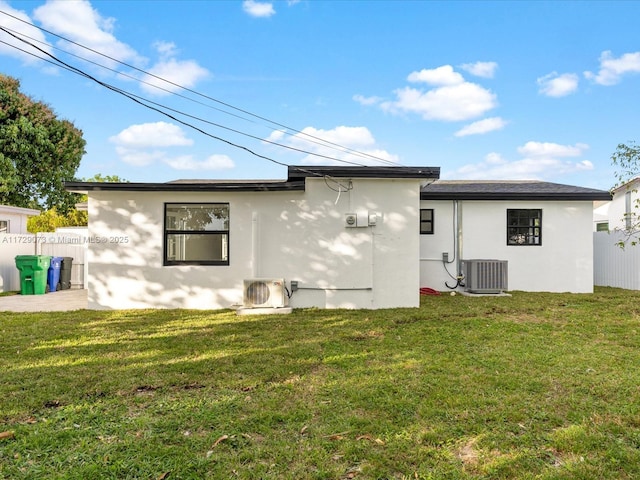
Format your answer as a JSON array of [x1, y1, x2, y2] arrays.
[[0, 289, 88, 312]]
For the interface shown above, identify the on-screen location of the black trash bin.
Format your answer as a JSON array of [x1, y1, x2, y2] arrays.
[[59, 257, 74, 290]]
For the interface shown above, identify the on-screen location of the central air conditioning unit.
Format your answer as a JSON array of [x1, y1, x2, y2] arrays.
[[243, 278, 286, 308], [462, 259, 508, 294]]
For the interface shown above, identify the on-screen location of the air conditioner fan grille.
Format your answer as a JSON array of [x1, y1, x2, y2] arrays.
[[246, 281, 270, 305]]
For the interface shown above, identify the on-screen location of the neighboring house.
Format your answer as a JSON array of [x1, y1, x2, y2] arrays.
[[66, 168, 611, 310], [0, 205, 40, 234], [598, 177, 640, 232], [420, 181, 611, 294], [593, 200, 611, 232], [66, 166, 439, 310], [593, 177, 640, 290]]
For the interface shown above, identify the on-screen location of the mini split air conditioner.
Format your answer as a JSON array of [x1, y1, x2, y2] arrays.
[[243, 278, 286, 308]]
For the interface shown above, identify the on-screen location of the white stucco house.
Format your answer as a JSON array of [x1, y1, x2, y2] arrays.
[[66, 166, 611, 310], [420, 181, 611, 294], [66, 166, 439, 310], [593, 177, 639, 233], [0, 204, 40, 234]]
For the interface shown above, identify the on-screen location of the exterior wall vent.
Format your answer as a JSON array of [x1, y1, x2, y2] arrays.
[[462, 260, 508, 294], [243, 278, 286, 308]]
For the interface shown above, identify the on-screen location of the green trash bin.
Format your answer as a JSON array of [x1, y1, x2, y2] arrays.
[[15, 255, 51, 295]]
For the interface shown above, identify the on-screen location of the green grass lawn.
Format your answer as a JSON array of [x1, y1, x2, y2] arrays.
[[1, 287, 640, 479]]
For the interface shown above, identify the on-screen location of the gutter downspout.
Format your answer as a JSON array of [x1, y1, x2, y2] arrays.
[[456, 199, 463, 279]]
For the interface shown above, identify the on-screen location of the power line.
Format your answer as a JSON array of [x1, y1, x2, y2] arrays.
[[0, 26, 361, 190], [0, 8, 400, 167], [0, 29, 374, 167]]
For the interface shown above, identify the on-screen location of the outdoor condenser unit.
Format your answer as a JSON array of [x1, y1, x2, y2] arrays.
[[243, 278, 286, 308], [462, 260, 508, 294]]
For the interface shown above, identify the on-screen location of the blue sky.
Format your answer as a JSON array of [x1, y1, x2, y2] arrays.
[[0, 0, 639, 189]]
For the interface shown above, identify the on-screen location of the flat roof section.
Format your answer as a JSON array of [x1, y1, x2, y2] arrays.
[[65, 165, 441, 194]]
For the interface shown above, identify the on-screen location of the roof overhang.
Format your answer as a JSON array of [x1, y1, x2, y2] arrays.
[[286, 165, 440, 180], [65, 165, 441, 194], [0, 205, 41, 215], [64, 180, 306, 194]]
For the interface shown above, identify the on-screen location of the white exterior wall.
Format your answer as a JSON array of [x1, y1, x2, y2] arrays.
[[87, 177, 421, 310], [420, 200, 594, 293], [606, 179, 640, 231], [0, 206, 39, 234]]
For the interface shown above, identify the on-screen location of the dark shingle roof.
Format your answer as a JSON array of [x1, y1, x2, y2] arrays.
[[421, 180, 612, 201]]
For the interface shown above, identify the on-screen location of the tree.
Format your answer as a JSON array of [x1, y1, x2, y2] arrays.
[[0, 73, 86, 213], [82, 173, 127, 183], [26, 173, 126, 232], [611, 142, 640, 247], [611, 141, 640, 188], [27, 207, 87, 233]]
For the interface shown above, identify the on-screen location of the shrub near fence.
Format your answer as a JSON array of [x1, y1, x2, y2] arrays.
[[0, 232, 87, 293]]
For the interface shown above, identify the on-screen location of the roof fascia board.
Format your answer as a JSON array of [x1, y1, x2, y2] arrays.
[[65, 181, 306, 194], [287, 166, 440, 180], [0, 205, 41, 215], [421, 192, 612, 201]]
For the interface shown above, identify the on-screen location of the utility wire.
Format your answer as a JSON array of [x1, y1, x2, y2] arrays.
[[0, 27, 356, 190], [0, 9, 400, 167], [0, 27, 372, 169], [0, 28, 290, 169]]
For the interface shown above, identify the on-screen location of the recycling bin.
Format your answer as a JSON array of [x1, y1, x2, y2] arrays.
[[47, 256, 64, 292], [59, 257, 74, 290], [15, 255, 51, 295]]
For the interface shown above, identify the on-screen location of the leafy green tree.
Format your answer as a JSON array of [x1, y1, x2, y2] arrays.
[[26, 173, 126, 232], [611, 142, 640, 247], [0, 73, 86, 213], [82, 173, 127, 183], [611, 141, 640, 188], [27, 207, 88, 233]]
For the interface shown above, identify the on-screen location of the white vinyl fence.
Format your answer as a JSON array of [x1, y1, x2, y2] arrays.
[[0, 231, 87, 292], [594, 230, 640, 290]]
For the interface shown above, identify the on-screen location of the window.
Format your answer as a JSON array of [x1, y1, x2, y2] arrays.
[[0, 220, 7, 233], [507, 209, 541, 246], [420, 209, 434, 234], [596, 222, 609, 232], [164, 203, 229, 265]]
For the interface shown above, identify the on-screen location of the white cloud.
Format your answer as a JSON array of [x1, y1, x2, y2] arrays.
[[407, 65, 464, 86], [353, 94, 382, 106], [33, 0, 143, 68], [153, 41, 178, 58], [379, 65, 497, 122], [113, 147, 165, 167], [445, 141, 593, 180], [243, 0, 276, 17], [31, 2, 208, 93], [460, 61, 498, 79], [140, 57, 210, 95], [381, 82, 497, 122], [110, 122, 233, 171], [109, 122, 193, 148], [537, 72, 579, 97], [454, 117, 507, 137], [0, 1, 53, 65], [585, 50, 640, 86], [165, 154, 235, 170], [517, 141, 588, 158], [266, 126, 399, 166]]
